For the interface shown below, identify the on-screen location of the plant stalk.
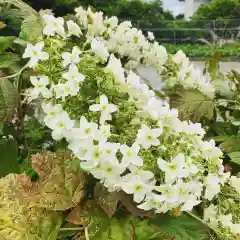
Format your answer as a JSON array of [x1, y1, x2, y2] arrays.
[[0, 63, 29, 80], [59, 227, 85, 231]]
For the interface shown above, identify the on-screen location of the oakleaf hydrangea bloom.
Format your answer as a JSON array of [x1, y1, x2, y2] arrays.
[[30, 76, 52, 99], [62, 46, 81, 67], [62, 64, 85, 83], [24, 6, 228, 223], [67, 20, 82, 37], [89, 95, 117, 124], [91, 38, 109, 62], [23, 42, 49, 68], [42, 14, 65, 36]]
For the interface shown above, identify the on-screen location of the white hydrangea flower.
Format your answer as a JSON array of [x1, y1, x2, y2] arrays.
[[91, 38, 109, 62], [172, 50, 187, 65], [92, 158, 124, 182], [147, 31, 155, 41], [99, 141, 120, 158], [229, 176, 240, 194], [42, 102, 63, 124], [30, 76, 52, 99], [62, 64, 85, 83], [94, 124, 111, 142], [107, 54, 125, 84], [42, 15, 65, 36], [54, 81, 79, 99], [136, 124, 162, 149], [89, 95, 117, 124], [23, 42, 49, 68], [204, 174, 221, 200], [218, 214, 233, 229], [120, 142, 143, 167], [138, 193, 164, 211], [75, 6, 88, 28], [62, 46, 81, 67], [158, 154, 189, 184], [128, 165, 154, 181], [47, 112, 75, 140], [104, 16, 118, 29], [67, 20, 82, 37], [87, 9, 106, 36], [122, 174, 153, 203], [204, 204, 218, 222]]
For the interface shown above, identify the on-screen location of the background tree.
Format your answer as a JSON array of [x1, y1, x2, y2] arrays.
[[23, 0, 174, 20], [193, 0, 240, 20]]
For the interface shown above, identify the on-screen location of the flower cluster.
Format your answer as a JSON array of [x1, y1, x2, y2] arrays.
[[22, 8, 225, 215], [202, 176, 240, 239], [204, 204, 240, 236], [74, 6, 215, 97], [169, 50, 215, 98]]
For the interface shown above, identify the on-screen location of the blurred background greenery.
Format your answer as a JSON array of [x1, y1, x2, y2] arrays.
[[0, 0, 239, 58]]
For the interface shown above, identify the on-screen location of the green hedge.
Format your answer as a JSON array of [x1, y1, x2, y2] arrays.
[[163, 43, 240, 57]]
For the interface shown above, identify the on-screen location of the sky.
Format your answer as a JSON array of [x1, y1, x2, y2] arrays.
[[163, 0, 184, 15]]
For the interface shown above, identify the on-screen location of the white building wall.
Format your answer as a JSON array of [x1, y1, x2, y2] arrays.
[[184, 0, 210, 20]]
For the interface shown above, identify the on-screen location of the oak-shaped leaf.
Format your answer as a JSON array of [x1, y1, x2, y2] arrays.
[[19, 14, 44, 43], [20, 151, 88, 211], [170, 87, 214, 122], [0, 174, 62, 240]]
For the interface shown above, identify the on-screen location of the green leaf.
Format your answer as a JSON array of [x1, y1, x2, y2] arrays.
[[19, 14, 44, 43], [132, 219, 169, 240], [149, 213, 210, 240], [68, 201, 133, 240], [0, 138, 19, 177], [0, 78, 19, 122], [219, 136, 240, 153], [170, 87, 214, 122], [37, 212, 62, 240], [94, 183, 119, 217], [0, 54, 20, 68], [228, 152, 240, 165], [0, 36, 16, 53], [107, 217, 133, 240]]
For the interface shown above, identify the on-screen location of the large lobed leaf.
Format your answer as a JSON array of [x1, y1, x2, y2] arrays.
[[20, 151, 88, 211], [0, 151, 88, 239], [0, 174, 62, 240], [19, 14, 44, 43], [170, 87, 214, 122]]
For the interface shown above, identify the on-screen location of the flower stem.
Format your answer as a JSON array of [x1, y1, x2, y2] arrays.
[[0, 63, 29, 80], [59, 227, 85, 231], [85, 227, 90, 240]]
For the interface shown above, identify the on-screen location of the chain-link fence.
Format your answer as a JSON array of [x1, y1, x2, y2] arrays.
[[129, 19, 240, 44], [120, 19, 240, 43]]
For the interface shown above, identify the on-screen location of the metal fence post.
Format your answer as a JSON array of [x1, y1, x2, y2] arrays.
[[174, 20, 176, 44]]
